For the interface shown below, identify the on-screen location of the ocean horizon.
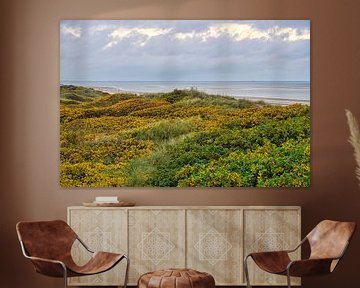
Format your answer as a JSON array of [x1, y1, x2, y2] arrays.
[[60, 80, 310, 105]]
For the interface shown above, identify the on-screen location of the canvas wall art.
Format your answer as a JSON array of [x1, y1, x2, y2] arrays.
[[60, 20, 310, 187]]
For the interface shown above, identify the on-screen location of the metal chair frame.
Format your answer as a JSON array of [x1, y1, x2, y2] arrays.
[[19, 234, 129, 288]]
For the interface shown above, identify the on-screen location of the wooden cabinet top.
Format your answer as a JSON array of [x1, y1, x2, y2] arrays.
[[69, 205, 301, 210]]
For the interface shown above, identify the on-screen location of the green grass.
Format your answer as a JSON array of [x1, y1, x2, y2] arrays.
[[60, 85, 108, 104], [60, 85, 310, 187]]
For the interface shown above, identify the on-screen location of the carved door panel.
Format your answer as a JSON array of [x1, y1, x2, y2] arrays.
[[68, 208, 128, 286], [243, 209, 301, 286], [128, 209, 186, 284], [186, 209, 243, 285]]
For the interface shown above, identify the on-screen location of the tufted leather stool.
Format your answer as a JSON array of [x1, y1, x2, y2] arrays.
[[138, 268, 215, 288]]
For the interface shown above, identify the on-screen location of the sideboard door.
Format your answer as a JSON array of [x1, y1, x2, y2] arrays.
[[186, 209, 243, 285], [243, 208, 301, 286], [68, 208, 127, 286], [128, 209, 186, 284]]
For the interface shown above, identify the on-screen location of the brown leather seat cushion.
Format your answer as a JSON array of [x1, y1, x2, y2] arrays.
[[138, 269, 215, 288]]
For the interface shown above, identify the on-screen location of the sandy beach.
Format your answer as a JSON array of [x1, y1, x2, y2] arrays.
[[87, 85, 310, 106]]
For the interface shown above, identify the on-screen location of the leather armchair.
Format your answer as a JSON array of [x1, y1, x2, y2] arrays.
[[244, 220, 356, 288], [16, 220, 129, 288]]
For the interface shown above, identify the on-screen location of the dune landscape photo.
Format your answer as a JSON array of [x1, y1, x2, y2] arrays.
[[60, 20, 310, 187]]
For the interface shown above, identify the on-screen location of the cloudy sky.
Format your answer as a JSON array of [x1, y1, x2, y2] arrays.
[[60, 20, 310, 82]]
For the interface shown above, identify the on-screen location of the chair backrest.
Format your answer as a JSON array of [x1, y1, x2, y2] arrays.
[[16, 220, 77, 261], [307, 220, 356, 261]]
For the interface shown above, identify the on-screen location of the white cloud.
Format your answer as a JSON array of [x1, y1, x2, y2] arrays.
[[61, 26, 82, 38], [174, 31, 197, 40], [110, 27, 133, 40], [174, 23, 310, 43], [90, 24, 115, 34], [103, 40, 119, 50], [103, 27, 173, 49], [135, 28, 173, 38], [100, 22, 309, 51], [205, 24, 270, 41], [273, 27, 310, 41]]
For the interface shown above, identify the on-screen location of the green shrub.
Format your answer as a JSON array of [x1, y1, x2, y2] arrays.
[[132, 119, 197, 143], [176, 139, 310, 187], [60, 86, 310, 187]]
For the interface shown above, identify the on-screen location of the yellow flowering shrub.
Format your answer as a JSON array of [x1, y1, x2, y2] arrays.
[[60, 85, 310, 187]]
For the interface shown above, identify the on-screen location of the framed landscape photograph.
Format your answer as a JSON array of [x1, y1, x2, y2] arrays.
[[60, 20, 310, 187]]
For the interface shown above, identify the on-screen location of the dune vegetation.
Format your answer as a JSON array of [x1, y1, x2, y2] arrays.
[[60, 85, 310, 187]]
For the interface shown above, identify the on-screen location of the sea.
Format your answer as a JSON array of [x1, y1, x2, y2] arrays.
[[61, 81, 310, 105]]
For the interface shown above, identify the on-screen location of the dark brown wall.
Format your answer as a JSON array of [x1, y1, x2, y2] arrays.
[[1, 0, 360, 287]]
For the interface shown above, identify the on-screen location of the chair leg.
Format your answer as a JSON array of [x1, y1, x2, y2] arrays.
[[244, 255, 252, 288], [62, 265, 68, 288], [286, 270, 291, 288], [123, 255, 130, 288]]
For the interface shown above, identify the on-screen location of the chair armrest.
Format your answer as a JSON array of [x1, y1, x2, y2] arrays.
[[245, 237, 306, 259], [287, 258, 336, 277], [248, 250, 289, 256], [285, 237, 307, 253], [19, 240, 67, 277], [246, 251, 291, 274], [246, 250, 291, 261], [26, 255, 67, 278], [76, 236, 94, 253], [26, 255, 65, 265]]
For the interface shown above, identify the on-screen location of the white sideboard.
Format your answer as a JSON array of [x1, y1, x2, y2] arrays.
[[67, 206, 301, 286]]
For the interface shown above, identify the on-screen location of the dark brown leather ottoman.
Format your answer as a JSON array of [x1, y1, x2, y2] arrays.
[[138, 268, 215, 288]]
